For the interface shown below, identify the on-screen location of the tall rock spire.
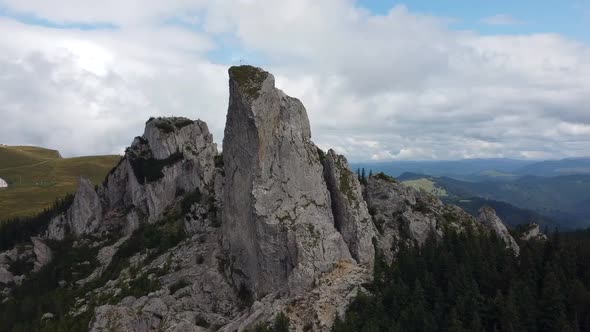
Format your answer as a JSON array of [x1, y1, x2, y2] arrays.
[[222, 66, 352, 297], [322, 149, 376, 267]]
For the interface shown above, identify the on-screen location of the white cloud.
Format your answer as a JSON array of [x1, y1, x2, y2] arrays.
[[480, 14, 524, 26], [0, 1, 589, 161]]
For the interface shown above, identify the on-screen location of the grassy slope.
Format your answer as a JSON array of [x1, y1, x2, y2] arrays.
[[402, 178, 448, 197], [0, 146, 120, 220]]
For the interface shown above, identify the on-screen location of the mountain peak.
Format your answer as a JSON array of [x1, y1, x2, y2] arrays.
[[223, 65, 353, 298], [228, 65, 272, 101]]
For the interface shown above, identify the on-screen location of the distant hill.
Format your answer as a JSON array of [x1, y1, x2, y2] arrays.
[[397, 172, 566, 229], [406, 174, 590, 229], [352, 158, 534, 179], [445, 196, 563, 230], [514, 158, 590, 176], [353, 157, 590, 180], [0, 145, 120, 220]]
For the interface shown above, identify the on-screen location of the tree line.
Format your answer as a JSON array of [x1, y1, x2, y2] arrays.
[[333, 226, 590, 332]]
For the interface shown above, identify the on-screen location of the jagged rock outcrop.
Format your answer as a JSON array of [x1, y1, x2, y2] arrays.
[[89, 212, 240, 332], [322, 149, 375, 267], [477, 207, 520, 254], [102, 117, 217, 226], [69, 177, 103, 237], [520, 223, 547, 241], [222, 66, 352, 298], [31, 237, 52, 272], [46, 117, 217, 240], [0, 267, 14, 285], [0, 245, 36, 292], [366, 174, 478, 263]]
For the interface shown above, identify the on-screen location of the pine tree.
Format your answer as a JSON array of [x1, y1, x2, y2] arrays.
[[447, 308, 464, 332], [538, 267, 567, 331]]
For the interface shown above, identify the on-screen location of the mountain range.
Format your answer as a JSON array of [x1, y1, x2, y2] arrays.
[[353, 157, 590, 180], [352, 158, 590, 230]]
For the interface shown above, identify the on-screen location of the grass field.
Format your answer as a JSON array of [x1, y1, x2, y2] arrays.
[[402, 178, 448, 197], [0, 145, 120, 220]]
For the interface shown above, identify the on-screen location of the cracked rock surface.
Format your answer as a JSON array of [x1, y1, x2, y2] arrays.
[[222, 66, 352, 298]]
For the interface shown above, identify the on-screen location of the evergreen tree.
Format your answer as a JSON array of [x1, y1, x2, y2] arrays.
[[333, 227, 590, 332], [538, 267, 567, 332]]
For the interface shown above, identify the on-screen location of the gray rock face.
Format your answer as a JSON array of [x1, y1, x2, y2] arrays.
[[322, 150, 375, 267], [521, 223, 547, 241], [222, 66, 352, 298], [46, 117, 218, 240], [31, 237, 52, 272], [68, 177, 103, 237], [0, 267, 14, 285], [366, 175, 477, 263], [89, 215, 241, 332], [221, 262, 370, 332], [106, 118, 217, 224], [477, 207, 520, 254], [46, 214, 66, 241]]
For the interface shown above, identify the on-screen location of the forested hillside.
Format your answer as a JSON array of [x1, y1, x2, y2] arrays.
[[334, 227, 590, 332]]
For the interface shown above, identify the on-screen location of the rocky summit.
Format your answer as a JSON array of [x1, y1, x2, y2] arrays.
[[0, 66, 521, 332]]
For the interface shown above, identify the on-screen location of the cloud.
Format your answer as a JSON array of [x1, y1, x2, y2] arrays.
[[0, 1, 588, 161], [480, 14, 525, 26]]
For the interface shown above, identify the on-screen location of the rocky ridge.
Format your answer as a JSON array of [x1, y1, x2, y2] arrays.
[[520, 223, 548, 241], [0, 66, 521, 331], [477, 206, 520, 254]]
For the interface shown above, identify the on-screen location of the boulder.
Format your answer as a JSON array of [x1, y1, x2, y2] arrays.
[[31, 237, 52, 271]]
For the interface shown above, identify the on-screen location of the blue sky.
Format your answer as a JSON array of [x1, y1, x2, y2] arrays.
[[359, 0, 589, 41], [0, 0, 589, 161], [2, 0, 588, 39]]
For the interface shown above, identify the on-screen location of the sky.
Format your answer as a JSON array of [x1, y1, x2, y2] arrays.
[[0, 0, 589, 161]]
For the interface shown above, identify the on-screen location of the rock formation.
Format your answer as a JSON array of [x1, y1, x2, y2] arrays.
[[521, 223, 547, 241], [0, 266, 14, 285], [0, 65, 524, 332], [45, 117, 217, 241], [68, 177, 103, 237], [366, 173, 478, 263], [31, 237, 52, 272], [222, 66, 352, 298], [322, 149, 375, 267], [477, 206, 520, 254]]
